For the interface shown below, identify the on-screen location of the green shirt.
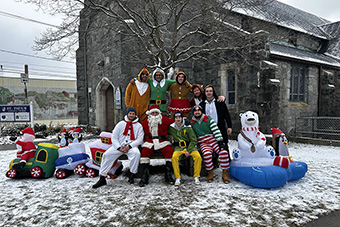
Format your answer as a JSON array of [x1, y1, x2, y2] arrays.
[[168, 122, 197, 153]]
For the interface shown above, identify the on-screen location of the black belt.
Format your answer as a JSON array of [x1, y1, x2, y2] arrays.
[[173, 140, 189, 148], [150, 100, 166, 104], [145, 136, 166, 140]]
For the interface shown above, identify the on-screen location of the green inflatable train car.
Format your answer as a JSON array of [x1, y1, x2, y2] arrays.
[[6, 143, 59, 179]]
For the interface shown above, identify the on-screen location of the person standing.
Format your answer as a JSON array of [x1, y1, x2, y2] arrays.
[[189, 105, 230, 183], [168, 111, 202, 186], [200, 85, 232, 149], [139, 105, 175, 187], [125, 68, 151, 122], [93, 107, 144, 188], [168, 71, 192, 119], [148, 68, 175, 115]]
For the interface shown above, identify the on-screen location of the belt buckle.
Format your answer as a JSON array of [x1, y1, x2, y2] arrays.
[[179, 140, 186, 148], [156, 100, 161, 105]]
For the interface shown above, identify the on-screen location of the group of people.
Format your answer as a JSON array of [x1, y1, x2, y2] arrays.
[[93, 68, 233, 188]]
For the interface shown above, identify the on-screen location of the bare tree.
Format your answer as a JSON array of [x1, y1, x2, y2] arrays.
[[20, 0, 272, 69]]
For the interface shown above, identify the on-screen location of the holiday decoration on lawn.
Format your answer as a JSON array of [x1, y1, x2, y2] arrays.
[[57, 128, 69, 147], [6, 143, 59, 179], [54, 142, 90, 179], [230, 111, 308, 188], [272, 128, 289, 156], [74, 131, 122, 178]]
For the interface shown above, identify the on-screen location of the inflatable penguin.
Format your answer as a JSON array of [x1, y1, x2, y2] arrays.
[[57, 128, 69, 147], [272, 128, 289, 156]]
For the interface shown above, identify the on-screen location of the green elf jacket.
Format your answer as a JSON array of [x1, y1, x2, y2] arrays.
[[148, 78, 175, 115], [168, 122, 197, 153]]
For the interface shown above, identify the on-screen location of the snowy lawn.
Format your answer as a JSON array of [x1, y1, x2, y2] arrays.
[[0, 140, 339, 226]]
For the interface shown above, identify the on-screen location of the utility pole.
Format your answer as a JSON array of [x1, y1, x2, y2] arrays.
[[21, 64, 29, 104]]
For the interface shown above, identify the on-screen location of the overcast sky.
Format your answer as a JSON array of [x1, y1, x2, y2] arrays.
[[0, 0, 339, 80]]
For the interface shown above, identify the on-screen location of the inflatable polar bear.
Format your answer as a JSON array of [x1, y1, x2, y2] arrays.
[[232, 111, 275, 167]]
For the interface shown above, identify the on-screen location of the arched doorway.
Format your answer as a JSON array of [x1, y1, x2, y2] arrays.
[[95, 77, 115, 131]]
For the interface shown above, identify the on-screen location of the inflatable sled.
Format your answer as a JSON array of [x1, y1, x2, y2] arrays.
[[74, 132, 122, 178], [6, 143, 59, 179], [54, 142, 90, 179], [229, 111, 308, 188]]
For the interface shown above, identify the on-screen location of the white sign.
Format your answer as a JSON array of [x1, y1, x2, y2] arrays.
[[21, 73, 29, 83], [0, 112, 15, 122]]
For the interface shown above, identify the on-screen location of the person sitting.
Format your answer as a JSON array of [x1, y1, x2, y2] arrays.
[[139, 104, 175, 187], [188, 105, 230, 183], [92, 107, 144, 188], [168, 111, 202, 186]]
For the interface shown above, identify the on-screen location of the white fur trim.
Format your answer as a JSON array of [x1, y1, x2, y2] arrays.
[[135, 80, 149, 96], [140, 157, 150, 164]]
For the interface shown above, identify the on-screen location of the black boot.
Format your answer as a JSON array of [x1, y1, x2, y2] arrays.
[[128, 172, 135, 184], [139, 163, 150, 187], [92, 175, 107, 189], [165, 161, 175, 185], [12, 162, 25, 170]]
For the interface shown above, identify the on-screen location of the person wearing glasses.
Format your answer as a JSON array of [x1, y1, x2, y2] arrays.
[[125, 68, 151, 122]]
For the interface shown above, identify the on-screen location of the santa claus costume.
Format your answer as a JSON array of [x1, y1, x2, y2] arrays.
[[139, 105, 175, 186], [12, 127, 36, 169]]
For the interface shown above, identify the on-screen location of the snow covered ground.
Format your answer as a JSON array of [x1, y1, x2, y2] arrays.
[[0, 139, 339, 226]]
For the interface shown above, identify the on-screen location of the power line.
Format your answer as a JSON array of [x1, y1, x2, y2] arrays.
[[0, 10, 60, 28], [0, 60, 75, 71], [1, 69, 76, 79], [0, 49, 75, 64]]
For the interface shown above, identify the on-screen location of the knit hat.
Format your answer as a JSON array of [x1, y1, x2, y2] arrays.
[[174, 111, 183, 118], [21, 127, 35, 137], [127, 107, 137, 115], [146, 104, 161, 115], [192, 105, 203, 113], [152, 68, 165, 79]]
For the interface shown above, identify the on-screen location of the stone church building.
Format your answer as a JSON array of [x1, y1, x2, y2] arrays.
[[76, 0, 340, 137]]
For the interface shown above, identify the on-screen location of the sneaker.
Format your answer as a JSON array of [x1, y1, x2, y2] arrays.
[[194, 177, 200, 185], [175, 178, 181, 186]]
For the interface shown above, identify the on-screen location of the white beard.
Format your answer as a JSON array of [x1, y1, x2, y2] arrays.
[[148, 114, 162, 136]]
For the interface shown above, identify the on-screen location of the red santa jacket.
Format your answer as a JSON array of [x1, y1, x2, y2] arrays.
[[141, 115, 174, 150], [16, 140, 36, 161]]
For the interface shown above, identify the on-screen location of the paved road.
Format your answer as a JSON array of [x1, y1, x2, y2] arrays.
[[304, 210, 340, 227]]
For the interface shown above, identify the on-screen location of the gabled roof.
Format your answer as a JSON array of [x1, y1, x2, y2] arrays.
[[230, 0, 331, 39], [269, 43, 340, 69], [319, 22, 340, 60]]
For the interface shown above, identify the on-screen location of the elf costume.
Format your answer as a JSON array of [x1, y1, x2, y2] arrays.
[[168, 71, 192, 119], [148, 68, 175, 115], [168, 112, 202, 181], [189, 107, 230, 183]]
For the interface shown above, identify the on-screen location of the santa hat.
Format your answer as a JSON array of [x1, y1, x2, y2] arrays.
[[61, 128, 67, 134], [74, 128, 81, 133], [272, 128, 284, 137], [21, 127, 35, 137], [146, 104, 161, 115]]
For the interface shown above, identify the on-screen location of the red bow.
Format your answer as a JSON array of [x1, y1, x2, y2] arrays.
[[123, 121, 135, 140]]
